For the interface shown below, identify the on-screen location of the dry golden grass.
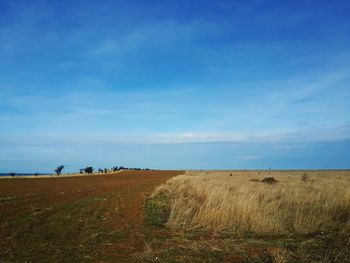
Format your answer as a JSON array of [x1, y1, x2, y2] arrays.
[[153, 170, 350, 234]]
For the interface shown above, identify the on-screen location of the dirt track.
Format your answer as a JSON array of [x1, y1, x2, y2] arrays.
[[0, 170, 183, 262]]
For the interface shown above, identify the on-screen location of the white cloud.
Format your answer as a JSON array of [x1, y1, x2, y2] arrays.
[[148, 124, 350, 144], [238, 155, 262, 160], [2, 123, 348, 147]]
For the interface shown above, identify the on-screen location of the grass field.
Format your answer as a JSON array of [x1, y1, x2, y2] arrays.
[[1, 170, 349, 262], [143, 170, 350, 262]]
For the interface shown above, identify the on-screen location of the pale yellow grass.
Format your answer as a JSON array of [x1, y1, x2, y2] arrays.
[[153, 170, 350, 234]]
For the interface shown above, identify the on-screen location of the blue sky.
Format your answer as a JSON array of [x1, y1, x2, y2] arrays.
[[1, 0, 350, 172]]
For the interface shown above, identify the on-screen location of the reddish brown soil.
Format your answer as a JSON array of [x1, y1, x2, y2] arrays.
[[0, 170, 180, 213], [0, 170, 183, 262]]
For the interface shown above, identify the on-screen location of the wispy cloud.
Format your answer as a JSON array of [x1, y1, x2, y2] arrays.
[[89, 20, 225, 56], [237, 155, 262, 160], [149, 123, 350, 144], [1, 66, 349, 139], [2, 122, 349, 147]]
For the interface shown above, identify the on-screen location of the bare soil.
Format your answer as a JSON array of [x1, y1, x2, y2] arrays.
[[0, 170, 183, 262]]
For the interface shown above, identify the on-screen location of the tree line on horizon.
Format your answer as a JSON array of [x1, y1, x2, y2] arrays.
[[54, 165, 151, 176], [6, 165, 151, 177]]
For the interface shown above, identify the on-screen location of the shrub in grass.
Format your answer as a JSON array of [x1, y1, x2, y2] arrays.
[[302, 173, 308, 182], [261, 177, 278, 184]]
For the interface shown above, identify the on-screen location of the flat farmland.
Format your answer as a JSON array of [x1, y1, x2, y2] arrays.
[[0, 170, 182, 262], [1, 170, 350, 263]]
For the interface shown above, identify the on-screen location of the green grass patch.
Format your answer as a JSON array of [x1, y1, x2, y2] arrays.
[[87, 230, 125, 243], [0, 196, 16, 203], [144, 192, 171, 227]]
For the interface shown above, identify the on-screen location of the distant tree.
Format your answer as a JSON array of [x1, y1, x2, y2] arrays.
[[55, 165, 64, 175], [79, 169, 84, 174], [104, 168, 108, 173], [98, 168, 103, 173], [9, 172, 16, 177], [34, 173, 39, 176], [84, 167, 93, 174]]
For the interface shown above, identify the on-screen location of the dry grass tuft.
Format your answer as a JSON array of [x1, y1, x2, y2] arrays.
[[153, 170, 350, 234]]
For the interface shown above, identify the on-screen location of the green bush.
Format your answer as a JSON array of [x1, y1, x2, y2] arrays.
[[144, 192, 171, 227]]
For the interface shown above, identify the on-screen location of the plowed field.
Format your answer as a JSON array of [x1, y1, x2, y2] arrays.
[[0, 170, 183, 262]]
